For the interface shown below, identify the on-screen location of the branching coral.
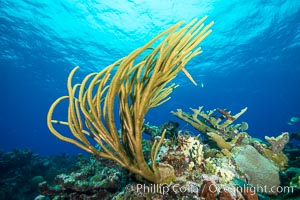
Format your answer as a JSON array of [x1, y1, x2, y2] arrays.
[[171, 106, 247, 134], [253, 132, 290, 170], [265, 132, 289, 154], [47, 17, 213, 184], [171, 106, 247, 150], [207, 132, 232, 150]]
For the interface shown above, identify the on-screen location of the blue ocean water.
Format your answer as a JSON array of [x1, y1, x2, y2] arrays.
[[1, 0, 299, 155]]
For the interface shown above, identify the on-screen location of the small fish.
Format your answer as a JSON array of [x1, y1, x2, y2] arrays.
[[290, 117, 299, 123], [200, 82, 204, 88], [288, 122, 293, 126], [287, 116, 299, 126]]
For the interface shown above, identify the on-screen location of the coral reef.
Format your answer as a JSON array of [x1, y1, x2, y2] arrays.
[[265, 132, 289, 154], [143, 121, 180, 142], [170, 103, 295, 198], [47, 17, 213, 184], [178, 134, 203, 167], [207, 132, 232, 150], [233, 145, 280, 195], [199, 181, 217, 199], [171, 106, 249, 152], [35, 132, 263, 200], [25, 14, 296, 200], [253, 138, 289, 170], [2, 120, 298, 199], [39, 157, 129, 199], [171, 106, 248, 137], [0, 149, 79, 200]]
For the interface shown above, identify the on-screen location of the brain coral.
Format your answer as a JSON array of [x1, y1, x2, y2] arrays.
[[234, 145, 280, 195]]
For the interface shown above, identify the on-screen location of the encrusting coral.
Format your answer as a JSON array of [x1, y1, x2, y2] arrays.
[[47, 17, 214, 184]]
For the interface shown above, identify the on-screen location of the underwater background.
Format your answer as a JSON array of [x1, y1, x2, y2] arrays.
[[1, 1, 300, 199], [1, 0, 299, 155]]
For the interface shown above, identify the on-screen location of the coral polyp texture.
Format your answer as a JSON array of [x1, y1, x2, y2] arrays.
[[47, 17, 214, 184]]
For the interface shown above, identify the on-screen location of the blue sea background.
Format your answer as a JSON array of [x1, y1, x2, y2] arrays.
[[1, 0, 300, 155]]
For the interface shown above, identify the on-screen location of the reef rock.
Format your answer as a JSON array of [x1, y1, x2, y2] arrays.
[[233, 145, 280, 195]]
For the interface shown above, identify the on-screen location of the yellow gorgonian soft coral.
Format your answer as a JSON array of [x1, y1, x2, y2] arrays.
[[47, 17, 213, 183]]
